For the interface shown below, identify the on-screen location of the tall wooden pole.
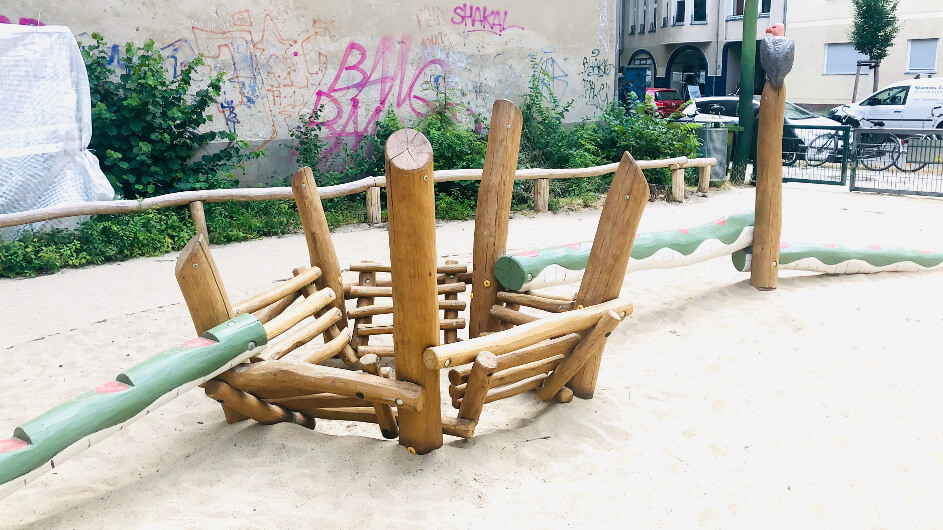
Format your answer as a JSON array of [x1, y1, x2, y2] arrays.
[[751, 94, 786, 289], [386, 129, 442, 454], [567, 153, 649, 399], [470, 99, 523, 338]]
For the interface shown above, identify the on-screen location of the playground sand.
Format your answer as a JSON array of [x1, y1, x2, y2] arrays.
[[1, 185, 942, 529]]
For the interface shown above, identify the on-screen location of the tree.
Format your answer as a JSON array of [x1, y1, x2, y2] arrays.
[[849, 0, 900, 92]]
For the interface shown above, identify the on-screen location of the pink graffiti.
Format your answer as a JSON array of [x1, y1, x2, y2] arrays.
[[451, 3, 523, 36], [312, 34, 448, 153], [0, 16, 45, 25]]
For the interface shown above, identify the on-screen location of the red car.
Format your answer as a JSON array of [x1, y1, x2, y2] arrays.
[[646, 88, 685, 117]]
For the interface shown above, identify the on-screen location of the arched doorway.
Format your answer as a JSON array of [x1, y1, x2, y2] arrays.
[[666, 45, 709, 99], [627, 49, 657, 88]]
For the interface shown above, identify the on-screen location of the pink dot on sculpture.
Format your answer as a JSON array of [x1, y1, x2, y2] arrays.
[[516, 250, 539, 257], [713, 217, 727, 225], [919, 250, 932, 254], [0, 438, 27, 453], [677, 228, 689, 234], [183, 337, 216, 349], [95, 381, 131, 394], [868, 244, 882, 250], [781, 242, 790, 249], [822, 243, 837, 248], [293, 51, 299, 56], [565, 242, 582, 249]]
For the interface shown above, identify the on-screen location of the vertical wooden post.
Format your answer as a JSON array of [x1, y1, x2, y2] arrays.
[[365, 186, 382, 224], [670, 165, 685, 202], [698, 165, 711, 193], [350, 266, 377, 352], [751, 82, 785, 291], [470, 99, 523, 338], [533, 178, 550, 213], [458, 351, 498, 426], [292, 167, 347, 325], [188, 201, 210, 243], [443, 259, 460, 344], [386, 128, 442, 454], [568, 152, 650, 399], [175, 233, 246, 423]]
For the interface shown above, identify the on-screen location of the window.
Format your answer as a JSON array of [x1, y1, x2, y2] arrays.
[[784, 102, 816, 120], [908, 39, 939, 73], [651, 1, 657, 31], [663, 0, 670, 26], [674, 0, 686, 24], [824, 43, 870, 75], [640, 0, 647, 33], [655, 89, 683, 101], [863, 86, 909, 106], [732, 0, 769, 17], [693, 0, 707, 23]]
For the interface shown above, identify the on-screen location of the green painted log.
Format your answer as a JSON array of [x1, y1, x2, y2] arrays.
[[0, 313, 266, 499], [495, 212, 756, 291], [732, 242, 943, 274]]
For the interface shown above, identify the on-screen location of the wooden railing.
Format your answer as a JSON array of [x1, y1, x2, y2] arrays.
[[0, 156, 717, 233]]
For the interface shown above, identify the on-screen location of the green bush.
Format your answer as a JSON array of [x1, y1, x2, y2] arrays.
[[82, 33, 261, 198]]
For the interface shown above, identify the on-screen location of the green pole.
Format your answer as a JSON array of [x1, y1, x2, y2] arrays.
[[732, 0, 760, 182]]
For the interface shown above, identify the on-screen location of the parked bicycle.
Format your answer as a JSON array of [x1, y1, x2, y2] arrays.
[[805, 107, 901, 171], [894, 105, 943, 172]]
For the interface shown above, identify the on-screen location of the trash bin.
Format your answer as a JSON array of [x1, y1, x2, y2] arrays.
[[697, 123, 730, 182]]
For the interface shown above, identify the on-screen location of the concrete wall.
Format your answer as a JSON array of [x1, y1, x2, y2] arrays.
[[788, 0, 943, 108], [3, 1, 617, 184]]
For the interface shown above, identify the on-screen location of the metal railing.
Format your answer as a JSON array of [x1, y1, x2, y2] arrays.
[[782, 124, 851, 186], [849, 127, 943, 198]]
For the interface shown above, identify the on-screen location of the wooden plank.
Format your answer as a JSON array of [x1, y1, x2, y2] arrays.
[[424, 298, 632, 370], [568, 152, 649, 398], [385, 128, 443, 454], [751, 81, 785, 291], [218, 360, 425, 411], [537, 311, 623, 401], [356, 319, 464, 336], [233, 266, 322, 316], [496, 291, 575, 313], [457, 352, 498, 427], [441, 416, 476, 438], [470, 99, 523, 338], [448, 333, 580, 386]]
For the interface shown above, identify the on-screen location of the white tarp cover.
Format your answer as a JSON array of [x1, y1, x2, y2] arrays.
[[0, 25, 114, 239]]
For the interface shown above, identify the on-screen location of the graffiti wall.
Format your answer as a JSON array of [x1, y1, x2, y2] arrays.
[[12, 1, 617, 181]]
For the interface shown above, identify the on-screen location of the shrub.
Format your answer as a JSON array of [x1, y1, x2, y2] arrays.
[[81, 33, 261, 198]]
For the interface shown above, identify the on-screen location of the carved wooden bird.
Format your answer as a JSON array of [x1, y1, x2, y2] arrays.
[[759, 24, 794, 87]]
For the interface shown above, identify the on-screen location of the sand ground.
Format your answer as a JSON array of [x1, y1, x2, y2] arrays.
[[1, 185, 942, 529]]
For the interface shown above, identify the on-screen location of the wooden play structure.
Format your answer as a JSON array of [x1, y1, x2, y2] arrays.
[[3, 84, 942, 498]]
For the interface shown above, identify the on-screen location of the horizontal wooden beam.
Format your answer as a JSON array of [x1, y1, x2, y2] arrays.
[[217, 360, 425, 412], [267, 393, 373, 409], [345, 283, 466, 299], [424, 298, 632, 369], [356, 319, 465, 337], [262, 288, 336, 339], [347, 300, 466, 319], [349, 262, 469, 274], [489, 305, 538, 326], [233, 266, 322, 316], [496, 292, 576, 313], [448, 333, 580, 386], [450, 354, 565, 400], [357, 345, 395, 357]]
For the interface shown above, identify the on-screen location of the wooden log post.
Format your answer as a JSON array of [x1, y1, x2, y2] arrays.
[[360, 353, 399, 439], [292, 167, 348, 326], [188, 201, 210, 243], [365, 186, 382, 224], [470, 99, 523, 338], [457, 351, 498, 428], [174, 233, 246, 424], [698, 165, 711, 193], [534, 178, 550, 213], [385, 128, 443, 454], [751, 81, 786, 291], [350, 265, 377, 352], [670, 165, 685, 202], [568, 153, 649, 399]]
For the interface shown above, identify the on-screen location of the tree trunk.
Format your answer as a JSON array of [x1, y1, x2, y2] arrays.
[[872, 62, 881, 93]]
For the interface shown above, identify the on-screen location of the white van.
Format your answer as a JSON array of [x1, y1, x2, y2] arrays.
[[830, 78, 943, 129]]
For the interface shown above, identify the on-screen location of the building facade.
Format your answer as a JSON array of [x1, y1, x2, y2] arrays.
[[619, 0, 786, 99], [787, 0, 943, 109]]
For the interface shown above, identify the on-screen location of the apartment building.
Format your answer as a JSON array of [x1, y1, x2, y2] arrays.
[[788, 0, 943, 109], [620, 0, 786, 98]]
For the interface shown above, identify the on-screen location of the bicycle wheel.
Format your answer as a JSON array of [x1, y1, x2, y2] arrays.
[[805, 134, 835, 167], [859, 133, 900, 172], [895, 135, 930, 172]]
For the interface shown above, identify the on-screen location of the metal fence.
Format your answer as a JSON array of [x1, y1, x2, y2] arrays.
[[782, 124, 851, 186], [849, 127, 943, 197]]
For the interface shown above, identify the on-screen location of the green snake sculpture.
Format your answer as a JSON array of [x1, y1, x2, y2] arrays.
[[494, 211, 942, 292], [0, 314, 266, 500]]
